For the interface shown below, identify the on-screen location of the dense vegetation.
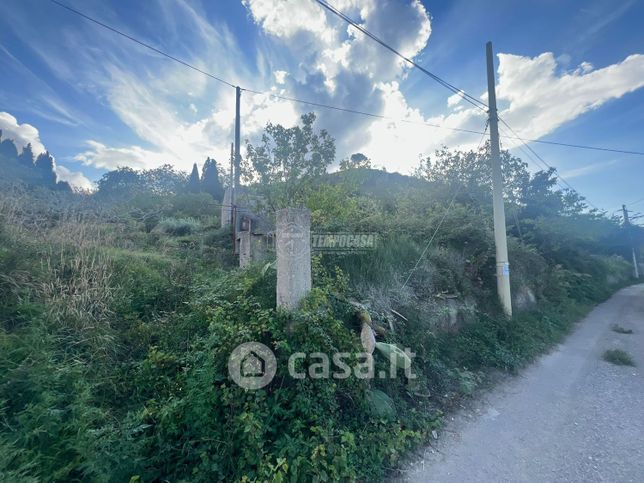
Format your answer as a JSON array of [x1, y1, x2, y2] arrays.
[[0, 114, 638, 481], [0, 132, 71, 192]]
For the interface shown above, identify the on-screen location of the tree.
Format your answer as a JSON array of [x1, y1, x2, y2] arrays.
[[244, 112, 335, 208], [414, 143, 531, 205], [96, 164, 186, 200], [201, 157, 224, 200], [187, 163, 201, 193], [18, 143, 35, 167], [34, 152, 58, 188], [339, 153, 372, 171], [0, 134, 19, 160], [140, 164, 186, 195], [96, 167, 142, 199]]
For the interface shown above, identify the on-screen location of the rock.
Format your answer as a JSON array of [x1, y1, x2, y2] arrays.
[[360, 322, 376, 354], [514, 285, 537, 310]]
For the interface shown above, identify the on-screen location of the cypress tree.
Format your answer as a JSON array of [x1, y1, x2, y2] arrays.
[[201, 157, 224, 200], [187, 163, 201, 193]]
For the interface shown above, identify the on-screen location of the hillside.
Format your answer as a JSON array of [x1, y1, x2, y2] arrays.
[[0, 128, 638, 481]]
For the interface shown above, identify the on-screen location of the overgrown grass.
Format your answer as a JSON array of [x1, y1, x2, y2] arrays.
[[603, 349, 635, 366], [158, 216, 201, 236], [0, 183, 635, 482]]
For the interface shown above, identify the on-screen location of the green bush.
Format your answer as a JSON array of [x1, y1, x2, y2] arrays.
[[158, 217, 201, 236], [0, 155, 637, 481]]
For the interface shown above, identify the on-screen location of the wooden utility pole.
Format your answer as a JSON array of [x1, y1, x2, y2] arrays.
[[622, 204, 640, 279], [486, 41, 512, 317]]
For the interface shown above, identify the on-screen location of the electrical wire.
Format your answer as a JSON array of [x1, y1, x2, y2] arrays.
[[48, 0, 237, 88], [48, 0, 644, 160], [516, 138, 644, 156], [497, 120, 603, 212], [314, 0, 488, 112], [400, 121, 490, 290], [629, 197, 644, 207], [241, 87, 487, 136]]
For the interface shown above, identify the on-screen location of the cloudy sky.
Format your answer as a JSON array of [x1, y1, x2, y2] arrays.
[[0, 0, 643, 211]]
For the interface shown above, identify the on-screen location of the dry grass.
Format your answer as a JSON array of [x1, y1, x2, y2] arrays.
[[1, 186, 119, 355]]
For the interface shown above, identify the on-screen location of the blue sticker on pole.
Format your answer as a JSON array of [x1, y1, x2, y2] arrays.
[[503, 263, 510, 276]]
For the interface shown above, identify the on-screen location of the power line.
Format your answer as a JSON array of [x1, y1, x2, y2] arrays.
[[629, 197, 644, 207], [48, 0, 644, 159], [497, 119, 603, 212], [400, 187, 460, 290], [313, 2, 644, 158], [401, 121, 489, 290], [499, 124, 576, 196], [47, 0, 236, 88], [241, 87, 487, 136], [519, 137, 644, 156], [314, 0, 488, 112], [48, 0, 487, 140]]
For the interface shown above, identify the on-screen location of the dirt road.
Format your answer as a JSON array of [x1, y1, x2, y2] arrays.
[[402, 284, 644, 482]]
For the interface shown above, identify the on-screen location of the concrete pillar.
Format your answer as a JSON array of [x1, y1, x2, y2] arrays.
[[239, 231, 251, 268], [276, 208, 311, 309], [221, 187, 232, 228]]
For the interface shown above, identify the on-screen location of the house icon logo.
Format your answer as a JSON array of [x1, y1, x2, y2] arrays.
[[228, 342, 277, 389]]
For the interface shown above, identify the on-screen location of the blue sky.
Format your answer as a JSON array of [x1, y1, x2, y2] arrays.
[[0, 0, 643, 212]]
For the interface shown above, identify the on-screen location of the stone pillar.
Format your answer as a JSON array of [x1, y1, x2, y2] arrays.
[[276, 208, 311, 309], [221, 187, 232, 228], [238, 231, 251, 268]]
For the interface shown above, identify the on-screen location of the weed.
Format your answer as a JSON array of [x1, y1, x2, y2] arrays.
[[603, 349, 635, 366]]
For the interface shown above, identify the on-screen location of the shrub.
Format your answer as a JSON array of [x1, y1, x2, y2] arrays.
[[603, 349, 635, 366], [158, 217, 201, 236]]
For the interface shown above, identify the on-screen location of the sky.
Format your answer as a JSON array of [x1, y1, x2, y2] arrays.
[[0, 0, 643, 212]]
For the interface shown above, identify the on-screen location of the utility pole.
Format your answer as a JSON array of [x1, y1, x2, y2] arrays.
[[622, 204, 640, 279], [486, 41, 512, 317], [234, 86, 241, 192], [229, 142, 234, 225], [232, 86, 241, 252]]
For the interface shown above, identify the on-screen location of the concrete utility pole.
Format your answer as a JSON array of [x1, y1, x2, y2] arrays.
[[234, 86, 241, 192], [622, 204, 640, 279], [232, 86, 242, 250], [486, 41, 512, 317], [229, 142, 234, 225]]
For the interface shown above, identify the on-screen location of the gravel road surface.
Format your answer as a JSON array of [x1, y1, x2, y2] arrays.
[[402, 284, 644, 482]]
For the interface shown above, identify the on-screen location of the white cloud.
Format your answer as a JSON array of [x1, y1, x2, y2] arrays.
[[447, 91, 464, 108], [274, 70, 288, 84], [6, 0, 644, 181], [496, 53, 644, 143], [242, 0, 334, 40], [362, 82, 485, 172], [559, 159, 619, 179], [55, 165, 94, 191], [0, 111, 46, 154], [74, 140, 164, 170]]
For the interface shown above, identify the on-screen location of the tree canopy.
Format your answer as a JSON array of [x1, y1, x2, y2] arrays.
[[244, 112, 335, 208], [0, 133, 70, 192], [201, 157, 224, 200]]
